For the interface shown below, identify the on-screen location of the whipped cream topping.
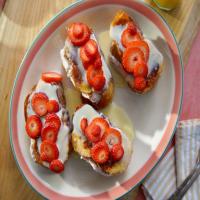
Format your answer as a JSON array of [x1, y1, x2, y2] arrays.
[[146, 39, 163, 74], [110, 24, 163, 75], [109, 24, 127, 51], [27, 79, 70, 167], [60, 33, 112, 103], [72, 104, 132, 174]]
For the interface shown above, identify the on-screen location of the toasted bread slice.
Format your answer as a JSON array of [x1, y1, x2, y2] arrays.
[[60, 23, 114, 109], [24, 73, 71, 171], [109, 11, 163, 94], [72, 104, 133, 176]]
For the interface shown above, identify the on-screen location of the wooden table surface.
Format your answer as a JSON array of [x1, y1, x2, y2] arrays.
[[0, 0, 200, 199]]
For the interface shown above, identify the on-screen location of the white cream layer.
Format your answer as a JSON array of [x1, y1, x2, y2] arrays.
[[27, 79, 70, 167], [109, 24, 127, 51], [72, 104, 132, 174], [110, 24, 163, 75], [60, 33, 112, 103]]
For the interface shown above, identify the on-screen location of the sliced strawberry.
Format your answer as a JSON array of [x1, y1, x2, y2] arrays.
[[132, 33, 142, 42], [86, 66, 105, 91], [86, 65, 103, 80], [41, 123, 58, 143], [93, 75, 106, 91], [90, 142, 109, 164], [93, 54, 102, 69], [72, 23, 84, 38], [31, 92, 48, 116], [127, 40, 149, 62], [133, 76, 147, 91], [80, 117, 88, 133], [47, 100, 59, 113], [41, 72, 62, 83], [91, 117, 109, 137], [40, 152, 49, 162], [85, 123, 101, 143], [25, 115, 42, 139], [40, 141, 59, 162], [50, 159, 64, 173], [45, 113, 61, 131], [127, 22, 137, 34], [110, 144, 124, 162], [102, 128, 122, 148], [68, 22, 90, 46], [84, 39, 98, 58], [122, 47, 145, 73], [81, 51, 102, 70], [121, 29, 142, 48], [133, 62, 148, 78], [85, 54, 102, 71], [80, 46, 93, 69]]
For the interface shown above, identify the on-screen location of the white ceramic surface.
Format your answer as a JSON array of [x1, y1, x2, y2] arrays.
[[10, 1, 182, 199]]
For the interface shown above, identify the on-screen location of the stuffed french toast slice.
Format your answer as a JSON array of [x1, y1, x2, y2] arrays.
[[60, 22, 114, 109], [109, 11, 163, 94], [24, 72, 71, 173], [72, 104, 133, 176]]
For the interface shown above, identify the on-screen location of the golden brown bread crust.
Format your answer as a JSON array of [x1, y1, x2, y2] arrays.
[[110, 40, 123, 63], [81, 79, 114, 109], [24, 82, 71, 168], [110, 11, 163, 94], [72, 132, 128, 176], [111, 10, 133, 26], [24, 93, 30, 122], [141, 66, 163, 94]]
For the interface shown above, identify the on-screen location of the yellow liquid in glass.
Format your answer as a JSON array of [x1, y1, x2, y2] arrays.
[[153, 0, 180, 10]]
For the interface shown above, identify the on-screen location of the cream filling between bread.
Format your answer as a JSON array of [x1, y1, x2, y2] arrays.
[[110, 25, 163, 75], [60, 33, 112, 103], [27, 79, 70, 167], [72, 104, 132, 174]]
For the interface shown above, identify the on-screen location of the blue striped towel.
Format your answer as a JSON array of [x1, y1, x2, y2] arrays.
[[143, 119, 200, 200]]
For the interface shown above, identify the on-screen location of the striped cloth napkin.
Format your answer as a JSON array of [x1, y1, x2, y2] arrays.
[[143, 119, 200, 200]]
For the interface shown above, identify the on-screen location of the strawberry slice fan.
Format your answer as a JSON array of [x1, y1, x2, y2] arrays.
[[24, 72, 71, 173], [109, 10, 164, 95], [80, 116, 125, 164], [68, 22, 105, 89], [121, 35, 150, 92], [71, 104, 132, 176], [60, 22, 114, 109]]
